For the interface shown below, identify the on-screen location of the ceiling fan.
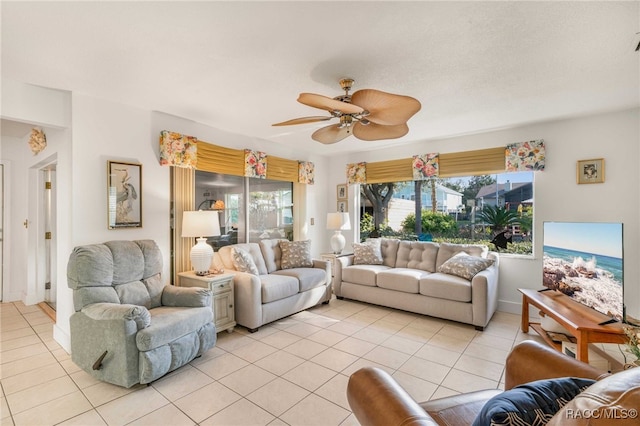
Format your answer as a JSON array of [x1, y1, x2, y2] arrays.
[[272, 78, 421, 144]]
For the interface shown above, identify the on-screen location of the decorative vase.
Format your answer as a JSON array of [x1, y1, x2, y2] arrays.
[[623, 360, 640, 370]]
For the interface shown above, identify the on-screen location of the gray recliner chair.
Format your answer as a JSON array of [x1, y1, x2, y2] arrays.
[[67, 240, 216, 388]]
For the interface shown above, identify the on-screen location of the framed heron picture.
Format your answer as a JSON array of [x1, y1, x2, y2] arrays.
[[107, 161, 142, 228]]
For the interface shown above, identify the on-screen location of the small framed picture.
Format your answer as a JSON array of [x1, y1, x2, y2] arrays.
[[108, 161, 142, 228], [337, 200, 348, 213], [577, 158, 604, 184], [337, 184, 348, 200]]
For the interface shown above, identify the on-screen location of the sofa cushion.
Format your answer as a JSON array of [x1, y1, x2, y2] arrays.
[[394, 241, 439, 272], [280, 240, 313, 269], [438, 252, 495, 280], [259, 239, 287, 273], [472, 377, 596, 426], [259, 274, 299, 303], [370, 238, 401, 267], [272, 268, 327, 292], [420, 273, 472, 302], [342, 265, 391, 286], [104, 240, 145, 284], [377, 268, 429, 293], [435, 243, 488, 270], [231, 247, 259, 275], [353, 240, 383, 265], [143, 273, 164, 308]]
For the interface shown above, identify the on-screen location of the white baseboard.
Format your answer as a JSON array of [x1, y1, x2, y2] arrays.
[[498, 299, 541, 319], [53, 324, 71, 353]]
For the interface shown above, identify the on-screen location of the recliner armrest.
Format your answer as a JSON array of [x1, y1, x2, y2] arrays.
[[348, 367, 438, 426], [505, 340, 609, 389], [82, 302, 151, 330], [162, 285, 212, 308]]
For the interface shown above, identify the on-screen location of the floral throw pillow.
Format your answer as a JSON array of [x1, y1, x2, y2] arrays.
[[280, 240, 313, 269], [353, 239, 383, 265], [438, 252, 494, 280], [231, 247, 259, 275]]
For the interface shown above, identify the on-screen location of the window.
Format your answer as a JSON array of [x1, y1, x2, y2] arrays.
[[194, 171, 293, 250], [360, 171, 534, 255]]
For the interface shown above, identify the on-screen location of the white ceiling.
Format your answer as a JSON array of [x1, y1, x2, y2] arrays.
[[2, 1, 639, 156]]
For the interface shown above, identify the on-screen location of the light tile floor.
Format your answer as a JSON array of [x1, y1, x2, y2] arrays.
[[1, 298, 542, 426]]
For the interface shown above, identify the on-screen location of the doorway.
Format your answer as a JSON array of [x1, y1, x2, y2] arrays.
[[0, 163, 4, 302], [42, 165, 56, 311]]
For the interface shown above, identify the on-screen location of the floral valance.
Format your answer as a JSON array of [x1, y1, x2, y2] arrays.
[[159, 131, 314, 184], [412, 153, 439, 180], [245, 149, 267, 178], [505, 139, 545, 172], [298, 161, 315, 184], [159, 130, 197, 168], [347, 162, 367, 184]]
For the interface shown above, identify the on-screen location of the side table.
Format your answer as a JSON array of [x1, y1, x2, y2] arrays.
[[320, 252, 353, 288], [178, 271, 236, 333]]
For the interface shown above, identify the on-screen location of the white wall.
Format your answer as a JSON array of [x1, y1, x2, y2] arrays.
[[327, 108, 640, 319]]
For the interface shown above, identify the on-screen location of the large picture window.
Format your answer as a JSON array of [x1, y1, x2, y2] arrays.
[[194, 171, 293, 250], [360, 171, 533, 255]]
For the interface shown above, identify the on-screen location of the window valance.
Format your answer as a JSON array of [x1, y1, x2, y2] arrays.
[[345, 140, 545, 183], [159, 131, 314, 184]]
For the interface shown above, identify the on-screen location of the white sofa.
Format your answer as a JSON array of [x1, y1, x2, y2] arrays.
[[333, 239, 499, 330], [217, 239, 331, 332]]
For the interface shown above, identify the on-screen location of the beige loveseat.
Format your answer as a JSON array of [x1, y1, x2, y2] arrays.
[[333, 239, 499, 330], [217, 239, 331, 332]]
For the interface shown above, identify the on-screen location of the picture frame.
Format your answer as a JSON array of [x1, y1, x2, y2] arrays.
[[108, 161, 142, 228], [576, 158, 605, 184], [337, 200, 348, 213], [337, 184, 348, 200]]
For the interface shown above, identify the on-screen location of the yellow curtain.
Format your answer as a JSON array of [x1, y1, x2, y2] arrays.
[[171, 167, 195, 284], [365, 158, 414, 183], [439, 147, 506, 177], [267, 156, 299, 182], [196, 140, 245, 176]]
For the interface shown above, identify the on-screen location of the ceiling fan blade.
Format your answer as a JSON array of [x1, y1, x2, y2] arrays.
[[298, 93, 364, 115], [353, 122, 409, 141], [351, 89, 421, 126], [311, 123, 352, 144], [272, 116, 333, 126]]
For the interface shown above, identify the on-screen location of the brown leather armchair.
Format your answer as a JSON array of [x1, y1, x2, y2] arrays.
[[347, 340, 640, 426]]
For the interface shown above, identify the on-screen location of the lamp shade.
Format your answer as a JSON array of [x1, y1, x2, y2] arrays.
[[327, 212, 351, 230], [182, 210, 221, 238]]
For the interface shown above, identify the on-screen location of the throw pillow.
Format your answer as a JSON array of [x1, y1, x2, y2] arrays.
[[437, 252, 494, 280], [280, 240, 313, 269], [472, 377, 596, 426], [353, 239, 383, 265], [231, 247, 259, 275]]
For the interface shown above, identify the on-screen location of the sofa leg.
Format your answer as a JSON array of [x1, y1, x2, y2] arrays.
[[248, 327, 259, 333], [322, 300, 330, 305], [475, 325, 484, 331], [336, 296, 344, 300]]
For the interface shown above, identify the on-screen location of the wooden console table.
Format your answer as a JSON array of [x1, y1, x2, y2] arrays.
[[519, 288, 626, 363]]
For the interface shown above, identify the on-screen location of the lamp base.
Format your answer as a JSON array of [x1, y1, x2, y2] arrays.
[[330, 230, 346, 255], [191, 237, 213, 275]]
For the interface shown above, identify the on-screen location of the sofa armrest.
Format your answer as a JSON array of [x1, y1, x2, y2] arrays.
[[82, 302, 151, 330], [348, 367, 438, 426], [505, 340, 609, 389], [231, 271, 263, 330], [162, 285, 212, 308], [312, 259, 331, 286], [332, 255, 354, 297]]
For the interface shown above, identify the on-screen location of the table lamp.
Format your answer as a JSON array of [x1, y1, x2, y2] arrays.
[[327, 212, 351, 254], [182, 210, 221, 275]]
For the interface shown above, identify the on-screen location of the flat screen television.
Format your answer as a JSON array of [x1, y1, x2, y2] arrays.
[[542, 221, 624, 323]]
